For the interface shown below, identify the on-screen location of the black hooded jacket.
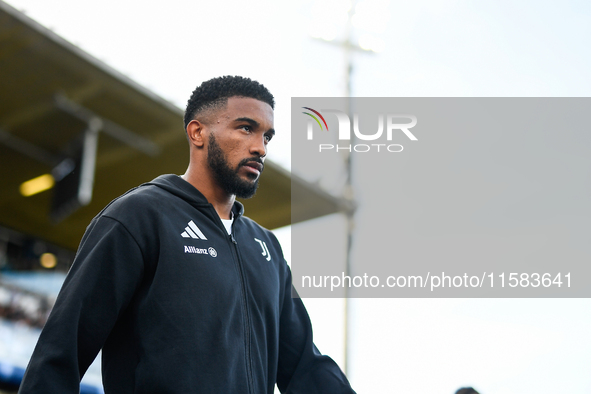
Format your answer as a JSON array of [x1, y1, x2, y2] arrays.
[[19, 174, 354, 394]]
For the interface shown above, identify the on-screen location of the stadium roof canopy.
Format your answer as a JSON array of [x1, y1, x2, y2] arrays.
[[0, 1, 346, 251]]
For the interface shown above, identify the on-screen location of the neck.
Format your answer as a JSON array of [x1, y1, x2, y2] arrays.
[[181, 163, 235, 220]]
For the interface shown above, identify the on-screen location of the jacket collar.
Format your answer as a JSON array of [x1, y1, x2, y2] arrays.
[[144, 174, 244, 219]]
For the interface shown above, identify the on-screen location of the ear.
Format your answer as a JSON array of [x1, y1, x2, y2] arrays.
[[186, 119, 206, 148]]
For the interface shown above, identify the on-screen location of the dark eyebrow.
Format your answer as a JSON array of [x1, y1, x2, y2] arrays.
[[234, 117, 259, 127], [234, 117, 275, 136]]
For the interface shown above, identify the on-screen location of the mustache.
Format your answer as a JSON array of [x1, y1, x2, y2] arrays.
[[238, 157, 264, 171]]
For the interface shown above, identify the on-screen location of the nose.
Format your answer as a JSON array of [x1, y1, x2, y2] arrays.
[[250, 135, 267, 158]]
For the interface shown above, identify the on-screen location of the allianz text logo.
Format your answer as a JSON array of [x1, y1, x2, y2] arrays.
[[302, 107, 417, 153]]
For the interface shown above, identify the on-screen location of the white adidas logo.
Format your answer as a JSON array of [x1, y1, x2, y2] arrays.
[[181, 220, 208, 240]]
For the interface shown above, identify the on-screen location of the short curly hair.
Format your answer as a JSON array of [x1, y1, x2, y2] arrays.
[[184, 76, 275, 129]]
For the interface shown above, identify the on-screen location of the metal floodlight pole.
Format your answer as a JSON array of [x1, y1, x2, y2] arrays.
[[312, 0, 376, 376], [342, 8, 355, 377]]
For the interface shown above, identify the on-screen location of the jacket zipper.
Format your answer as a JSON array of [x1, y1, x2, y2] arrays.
[[209, 206, 255, 393], [229, 230, 255, 394]]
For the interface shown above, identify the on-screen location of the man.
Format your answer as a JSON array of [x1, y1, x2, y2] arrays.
[[19, 76, 355, 393]]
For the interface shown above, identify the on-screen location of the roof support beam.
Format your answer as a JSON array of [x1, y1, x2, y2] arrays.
[[54, 94, 160, 157], [0, 127, 60, 166]]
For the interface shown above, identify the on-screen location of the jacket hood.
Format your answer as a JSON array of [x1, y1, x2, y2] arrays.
[[143, 174, 244, 217]]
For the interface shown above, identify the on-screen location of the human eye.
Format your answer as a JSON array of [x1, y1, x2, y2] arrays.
[[264, 133, 273, 143], [239, 124, 253, 132]]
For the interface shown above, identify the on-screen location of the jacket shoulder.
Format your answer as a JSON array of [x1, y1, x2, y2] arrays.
[[98, 184, 168, 218], [89, 184, 176, 236]]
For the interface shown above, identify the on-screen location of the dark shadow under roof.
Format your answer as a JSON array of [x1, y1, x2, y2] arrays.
[[0, 0, 345, 251]]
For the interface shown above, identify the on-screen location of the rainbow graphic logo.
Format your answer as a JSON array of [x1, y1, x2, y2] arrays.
[[302, 107, 329, 132]]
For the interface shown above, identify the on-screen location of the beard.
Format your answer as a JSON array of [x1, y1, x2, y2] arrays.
[[207, 133, 262, 199]]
